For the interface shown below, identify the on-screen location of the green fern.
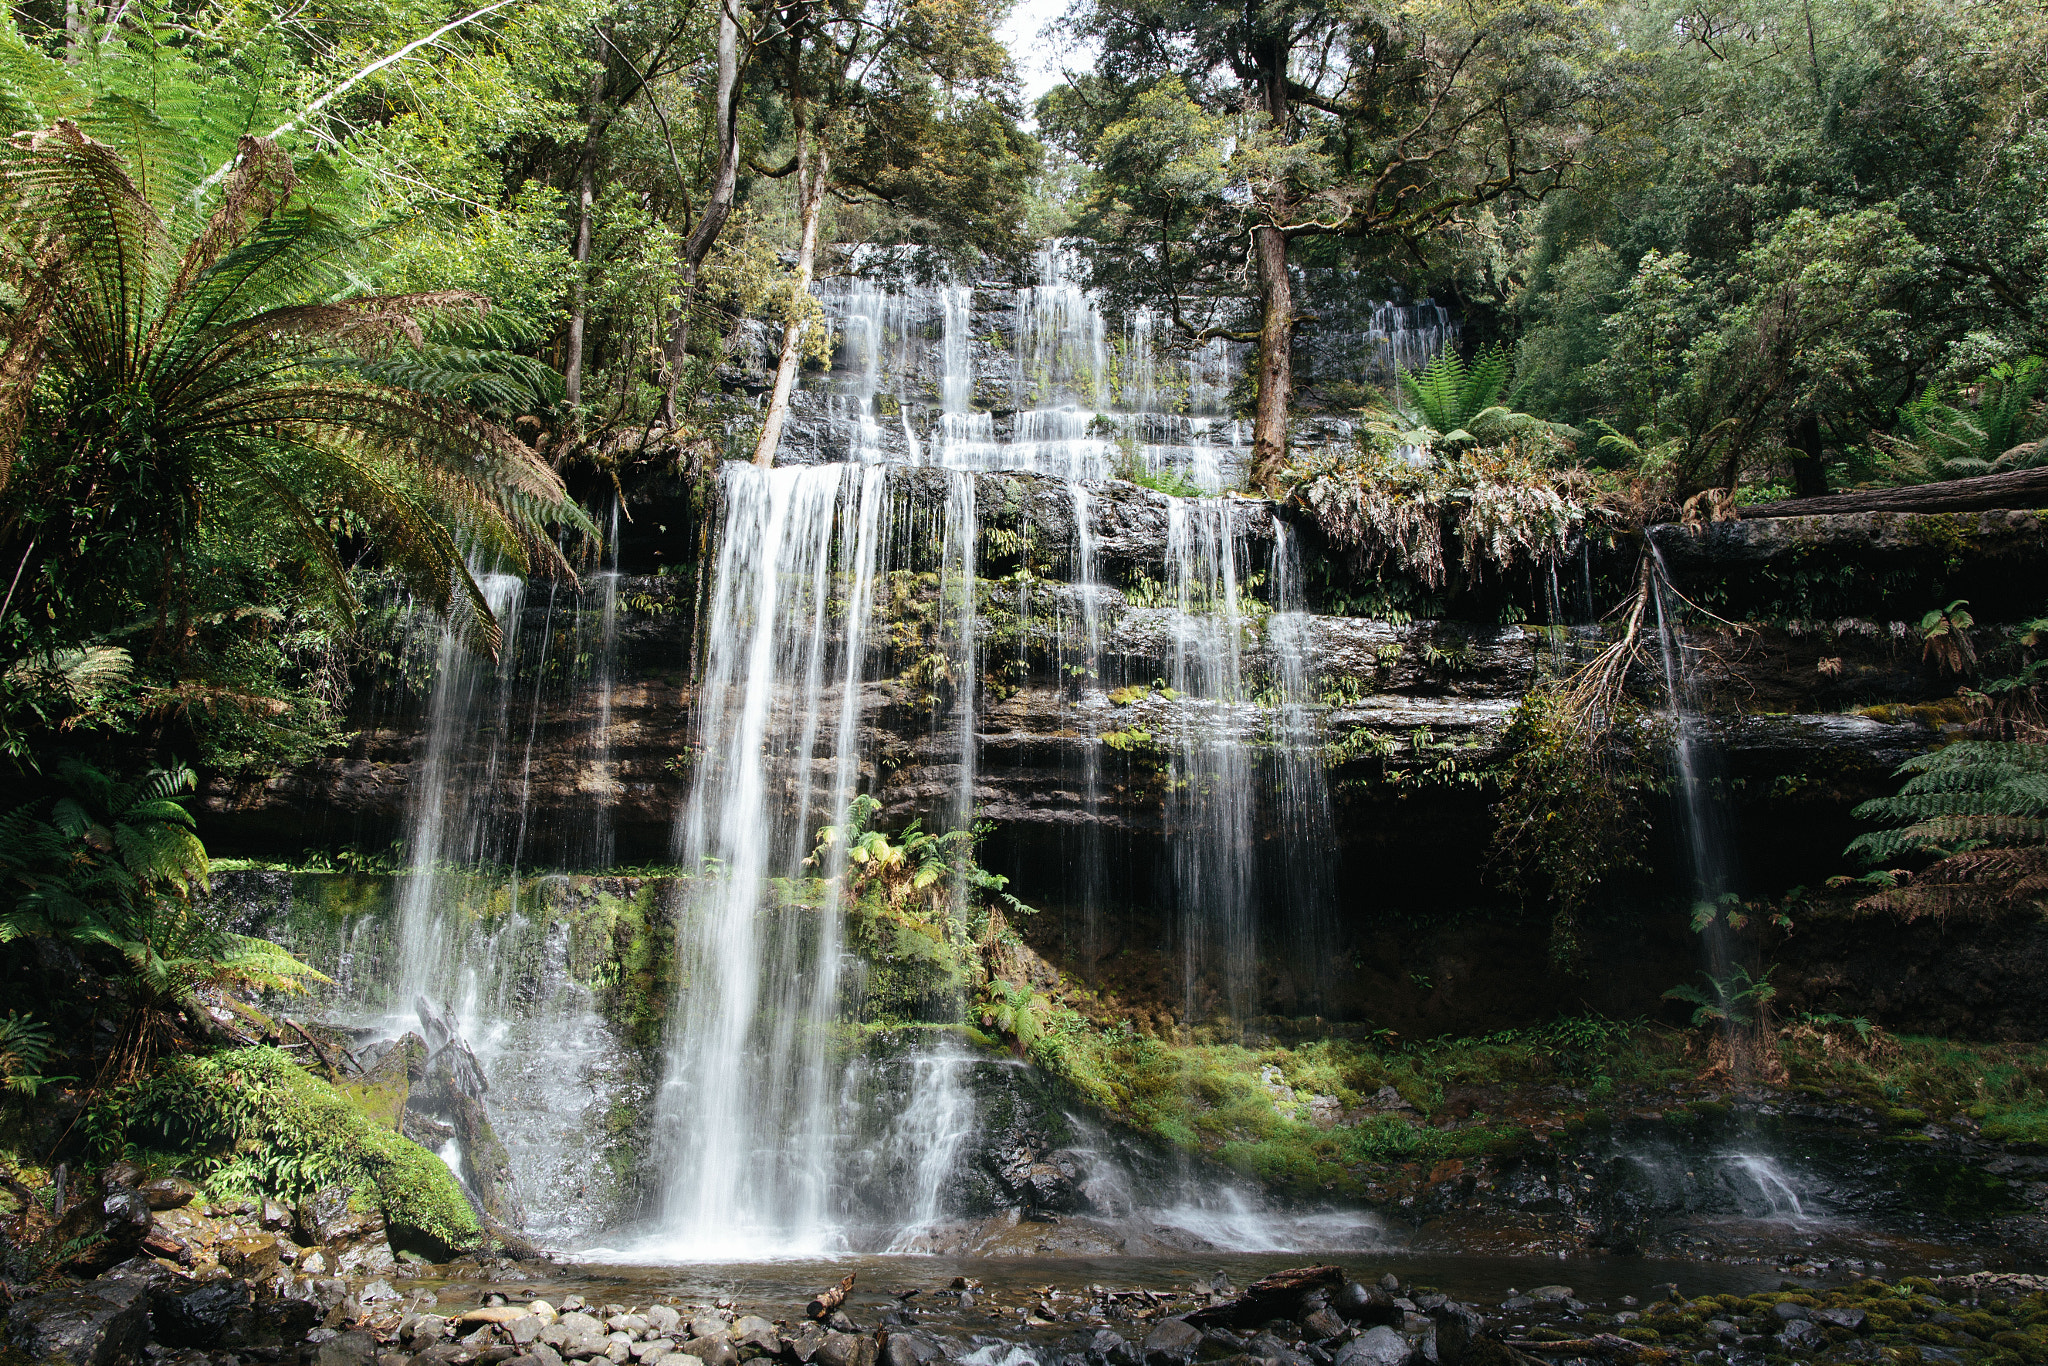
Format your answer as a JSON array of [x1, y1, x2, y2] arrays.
[[1844, 741, 2048, 919], [1879, 357, 2048, 480], [0, 116, 594, 661], [1399, 344, 1512, 435]]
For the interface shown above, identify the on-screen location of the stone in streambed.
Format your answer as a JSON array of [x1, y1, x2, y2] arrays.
[[150, 1278, 255, 1348], [1143, 1318, 1204, 1365], [142, 1174, 199, 1210], [883, 1330, 944, 1366], [785, 1322, 830, 1362], [1334, 1326, 1413, 1366], [1814, 1308, 1867, 1333], [690, 1332, 741, 1366], [1333, 1284, 1398, 1326], [317, 1330, 382, 1366], [732, 1314, 781, 1355], [814, 1331, 876, 1366], [1777, 1321, 1827, 1355], [1, 1281, 148, 1365], [647, 1305, 681, 1336]]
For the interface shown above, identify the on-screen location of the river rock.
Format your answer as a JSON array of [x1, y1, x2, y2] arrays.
[[317, 1330, 382, 1365], [732, 1313, 781, 1353], [151, 1278, 255, 1348], [512, 1315, 547, 1344], [786, 1321, 830, 1362], [884, 1330, 945, 1366], [512, 1351, 569, 1366], [142, 1174, 199, 1210], [690, 1333, 741, 1366], [1773, 1304, 1812, 1323], [1143, 1318, 1204, 1365], [219, 1231, 284, 1278], [1525, 1287, 1573, 1305], [815, 1330, 877, 1366], [657, 1353, 706, 1366], [1304, 1309, 1350, 1340], [691, 1311, 733, 1338], [1335, 1326, 1413, 1366], [1249, 1330, 1312, 1366], [1814, 1308, 1868, 1333], [1777, 1321, 1827, 1354], [1333, 1283, 1397, 1325], [1, 1281, 148, 1365], [1426, 1304, 1483, 1366]]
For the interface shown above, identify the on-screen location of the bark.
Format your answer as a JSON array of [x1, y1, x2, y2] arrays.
[[1738, 465, 2048, 518], [751, 135, 830, 468], [663, 0, 743, 426], [1790, 410, 1829, 497], [562, 60, 610, 426], [807, 1273, 856, 1319], [1249, 222, 1294, 490], [1248, 35, 1294, 492]]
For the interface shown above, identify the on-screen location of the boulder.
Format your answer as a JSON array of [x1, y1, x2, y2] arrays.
[[218, 1231, 284, 1278], [1, 1282, 148, 1365], [786, 1322, 830, 1362], [150, 1279, 256, 1348], [1334, 1326, 1413, 1366], [815, 1329, 878, 1366], [884, 1331, 945, 1366], [1142, 1318, 1204, 1365], [317, 1330, 382, 1365], [732, 1314, 781, 1354], [1814, 1308, 1868, 1333], [1425, 1305, 1484, 1366], [690, 1333, 741, 1366], [1777, 1321, 1827, 1355], [141, 1175, 199, 1210], [51, 1182, 154, 1275], [1333, 1284, 1398, 1326]]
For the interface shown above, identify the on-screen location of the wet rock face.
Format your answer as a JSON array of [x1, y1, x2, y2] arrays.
[[1, 1281, 148, 1365]]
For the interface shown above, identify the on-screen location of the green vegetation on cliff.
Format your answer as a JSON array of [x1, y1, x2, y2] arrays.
[[92, 1047, 480, 1256]]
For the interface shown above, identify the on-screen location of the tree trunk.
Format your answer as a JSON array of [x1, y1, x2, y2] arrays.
[[1790, 410, 1829, 497], [1249, 222, 1293, 490], [663, 0, 743, 427], [562, 60, 609, 427], [751, 137, 830, 468], [1737, 465, 2048, 518], [1247, 35, 1294, 492]]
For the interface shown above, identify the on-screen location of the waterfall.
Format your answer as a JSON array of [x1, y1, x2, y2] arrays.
[[649, 461, 887, 1258], [1269, 523, 1338, 1009], [1646, 545, 1737, 926], [1161, 499, 1257, 1031], [1068, 483, 1107, 977], [878, 1039, 977, 1253]]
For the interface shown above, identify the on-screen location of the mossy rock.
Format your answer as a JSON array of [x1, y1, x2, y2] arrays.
[[125, 1047, 481, 1258]]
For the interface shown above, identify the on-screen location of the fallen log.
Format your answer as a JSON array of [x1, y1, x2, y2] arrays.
[[1184, 1265, 1344, 1327], [1502, 1334, 1646, 1360], [1738, 466, 2048, 519], [808, 1273, 856, 1320]]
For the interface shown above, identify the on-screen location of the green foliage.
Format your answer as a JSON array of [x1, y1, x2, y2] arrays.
[[1879, 358, 2048, 481], [109, 1046, 480, 1252], [1399, 345, 1511, 435], [1290, 447, 1591, 592], [1843, 741, 2048, 920], [1663, 965, 1778, 1028], [0, 1010, 55, 1095], [1488, 685, 1660, 963]]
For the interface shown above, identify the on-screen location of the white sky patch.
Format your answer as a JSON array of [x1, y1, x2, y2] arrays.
[[1000, 0, 1093, 105]]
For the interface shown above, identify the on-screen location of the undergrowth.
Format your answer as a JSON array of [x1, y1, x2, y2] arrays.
[[86, 1046, 480, 1254]]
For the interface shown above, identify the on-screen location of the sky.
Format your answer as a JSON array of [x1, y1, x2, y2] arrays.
[[998, 0, 1089, 104]]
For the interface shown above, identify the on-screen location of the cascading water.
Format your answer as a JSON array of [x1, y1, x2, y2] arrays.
[[1159, 498, 1257, 1030], [1268, 523, 1338, 1009], [647, 461, 887, 1258]]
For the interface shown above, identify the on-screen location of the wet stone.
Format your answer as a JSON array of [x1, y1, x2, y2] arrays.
[[1142, 1318, 1204, 1365], [1334, 1326, 1413, 1366]]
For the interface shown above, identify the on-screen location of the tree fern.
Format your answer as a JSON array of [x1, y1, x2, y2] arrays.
[[0, 117, 593, 660], [1844, 741, 2048, 918]]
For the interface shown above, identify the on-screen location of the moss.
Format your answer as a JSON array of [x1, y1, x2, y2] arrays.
[[117, 1046, 481, 1257], [1858, 698, 1978, 728]]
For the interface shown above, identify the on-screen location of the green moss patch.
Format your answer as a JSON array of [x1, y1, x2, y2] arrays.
[[111, 1046, 481, 1258]]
